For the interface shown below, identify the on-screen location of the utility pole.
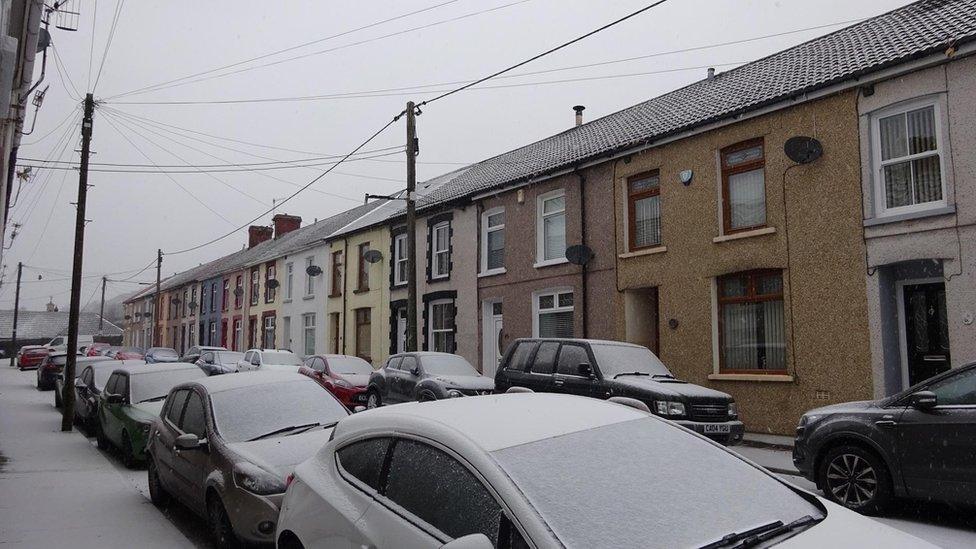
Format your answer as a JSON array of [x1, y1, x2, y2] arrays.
[[62, 93, 94, 432], [153, 248, 161, 346], [405, 101, 418, 352], [9, 262, 22, 367], [98, 276, 106, 333]]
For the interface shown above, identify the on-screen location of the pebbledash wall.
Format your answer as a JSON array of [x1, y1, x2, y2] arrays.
[[614, 91, 872, 435]]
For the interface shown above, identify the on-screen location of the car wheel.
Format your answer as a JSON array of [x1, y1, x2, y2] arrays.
[[418, 391, 436, 402], [147, 459, 170, 507], [121, 431, 137, 469], [366, 390, 381, 409], [95, 421, 110, 450], [208, 495, 241, 549], [818, 444, 893, 514]]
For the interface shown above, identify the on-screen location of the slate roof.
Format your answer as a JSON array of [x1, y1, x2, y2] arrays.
[[415, 0, 976, 210], [0, 310, 123, 340]]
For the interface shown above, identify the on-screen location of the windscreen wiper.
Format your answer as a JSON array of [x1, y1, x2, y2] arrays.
[[247, 422, 321, 442], [613, 371, 651, 379], [284, 421, 340, 437], [651, 373, 675, 379], [699, 520, 783, 549], [138, 395, 168, 403], [734, 515, 819, 548]]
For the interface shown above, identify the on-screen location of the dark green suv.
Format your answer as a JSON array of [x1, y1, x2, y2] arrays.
[[97, 363, 207, 467]]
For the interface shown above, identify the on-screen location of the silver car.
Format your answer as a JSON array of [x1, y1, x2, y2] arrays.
[[146, 372, 349, 548]]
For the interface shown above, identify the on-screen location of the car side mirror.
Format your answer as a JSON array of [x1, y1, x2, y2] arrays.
[[411, 367, 421, 376], [578, 363, 595, 379], [175, 433, 205, 451], [441, 534, 493, 549], [74, 378, 86, 388], [105, 393, 124, 405], [251, 357, 261, 366], [910, 390, 937, 410]]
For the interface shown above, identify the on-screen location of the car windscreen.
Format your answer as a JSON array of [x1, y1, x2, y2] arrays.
[[130, 369, 207, 403], [492, 418, 823, 548], [589, 344, 672, 378], [150, 348, 179, 359], [120, 347, 145, 354], [92, 366, 116, 389], [262, 351, 302, 366], [328, 356, 374, 375], [210, 380, 348, 442], [214, 351, 243, 364], [420, 355, 478, 376], [50, 355, 69, 366]]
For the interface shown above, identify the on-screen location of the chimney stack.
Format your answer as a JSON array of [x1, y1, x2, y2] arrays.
[[272, 213, 302, 239], [573, 105, 585, 127], [248, 225, 273, 248], [707, 67, 715, 80]]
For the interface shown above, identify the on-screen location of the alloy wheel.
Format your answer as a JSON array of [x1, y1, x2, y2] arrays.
[[825, 453, 878, 506], [148, 460, 169, 506], [208, 496, 239, 549], [366, 392, 379, 409]]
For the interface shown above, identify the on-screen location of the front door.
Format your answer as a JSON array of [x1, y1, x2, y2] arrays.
[[902, 282, 950, 387], [482, 301, 503, 378], [395, 308, 407, 355]]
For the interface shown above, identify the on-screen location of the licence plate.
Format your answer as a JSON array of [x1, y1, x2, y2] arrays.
[[703, 424, 731, 434], [354, 393, 367, 402]]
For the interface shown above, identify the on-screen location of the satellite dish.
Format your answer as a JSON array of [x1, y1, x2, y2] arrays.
[[267, 278, 280, 289], [233, 287, 244, 297], [124, 315, 131, 320], [784, 136, 823, 164], [565, 245, 594, 266], [187, 301, 197, 311], [305, 264, 323, 277], [171, 297, 182, 305], [364, 250, 383, 264]]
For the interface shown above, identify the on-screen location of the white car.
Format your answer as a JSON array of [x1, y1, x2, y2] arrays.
[[46, 334, 94, 355], [276, 393, 933, 549], [237, 349, 303, 372]]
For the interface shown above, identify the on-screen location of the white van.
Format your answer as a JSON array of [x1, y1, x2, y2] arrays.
[[45, 335, 94, 354]]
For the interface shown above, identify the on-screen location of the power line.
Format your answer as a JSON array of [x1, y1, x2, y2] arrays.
[[20, 103, 80, 146], [86, 0, 98, 91], [92, 0, 125, 92], [104, 0, 533, 100], [52, 44, 82, 100]]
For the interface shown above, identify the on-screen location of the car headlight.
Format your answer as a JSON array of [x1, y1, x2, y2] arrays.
[[334, 378, 353, 389], [653, 401, 685, 417], [448, 389, 464, 398], [234, 463, 287, 495], [728, 402, 738, 418]]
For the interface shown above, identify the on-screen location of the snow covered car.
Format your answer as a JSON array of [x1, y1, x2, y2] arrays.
[[144, 347, 180, 364], [67, 359, 124, 433], [17, 345, 48, 370], [54, 355, 112, 408], [146, 372, 349, 548], [195, 349, 244, 375], [96, 363, 207, 467], [364, 352, 494, 408], [300, 354, 374, 408], [276, 393, 933, 549], [237, 349, 303, 372]]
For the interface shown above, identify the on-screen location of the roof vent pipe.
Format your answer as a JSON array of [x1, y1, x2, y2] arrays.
[[573, 105, 585, 127], [707, 67, 715, 80]]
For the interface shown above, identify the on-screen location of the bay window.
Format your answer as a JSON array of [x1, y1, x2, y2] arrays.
[[717, 270, 786, 373]]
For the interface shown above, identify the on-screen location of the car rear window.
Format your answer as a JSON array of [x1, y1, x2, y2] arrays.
[[492, 418, 823, 548], [336, 437, 391, 491], [530, 342, 559, 375], [130, 368, 207, 403], [506, 342, 537, 372]]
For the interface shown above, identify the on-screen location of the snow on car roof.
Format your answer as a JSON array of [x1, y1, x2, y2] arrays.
[[111, 362, 194, 375], [183, 371, 310, 394], [337, 393, 649, 452]]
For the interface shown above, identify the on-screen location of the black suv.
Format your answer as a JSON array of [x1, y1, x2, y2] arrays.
[[495, 338, 743, 444], [793, 361, 976, 514]]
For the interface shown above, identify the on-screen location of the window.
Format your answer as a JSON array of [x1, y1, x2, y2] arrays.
[[393, 233, 408, 286], [331, 251, 343, 297], [263, 315, 276, 349], [165, 389, 188, 425], [530, 342, 559, 375], [303, 313, 316, 356], [355, 308, 371, 362], [721, 139, 766, 233], [628, 171, 662, 249], [210, 282, 218, 312], [431, 222, 450, 279], [428, 300, 455, 353], [556, 344, 590, 376], [104, 373, 120, 396], [305, 256, 315, 296], [265, 263, 276, 303], [507, 341, 537, 372], [117, 375, 129, 402], [250, 267, 260, 305], [718, 270, 786, 373], [357, 242, 371, 291], [481, 208, 505, 273], [384, 438, 502, 544], [183, 290, 189, 317], [284, 262, 294, 300], [208, 321, 216, 346], [330, 312, 341, 353], [233, 318, 242, 351], [198, 285, 205, 314], [873, 102, 944, 214], [387, 356, 404, 371], [235, 275, 243, 309], [535, 289, 574, 338], [926, 368, 976, 406], [222, 279, 229, 311], [537, 190, 566, 264], [283, 316, 292, 350], [336, 437, 391, 491], [181, 392, 206, 438]]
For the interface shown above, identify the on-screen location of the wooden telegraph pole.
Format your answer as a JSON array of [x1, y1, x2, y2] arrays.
[[153, 248, 161, 346], [405, 102, 418, 352], [61, 93, 95, 432], [98, 276, 106, 333], [9, 262, 22, 367]]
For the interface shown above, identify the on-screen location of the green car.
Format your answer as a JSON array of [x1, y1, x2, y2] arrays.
[[97, 363, 208, 467]]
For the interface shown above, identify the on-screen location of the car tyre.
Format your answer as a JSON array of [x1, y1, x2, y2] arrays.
[[818, 444, 893, 515], [147, 459, 170, 507], [121, 431, 137, 469], [95, 421, 110, 450], [366, 389, 381, 409], [208, 495, 241, 549], [418, 391, 436, 402]]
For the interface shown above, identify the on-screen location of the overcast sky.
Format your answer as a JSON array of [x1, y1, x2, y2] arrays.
[[1, 0, 913, 311]]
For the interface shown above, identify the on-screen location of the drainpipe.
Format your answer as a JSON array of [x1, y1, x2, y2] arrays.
[[341, 238, 348, 355], [577, 171, 588, 339]]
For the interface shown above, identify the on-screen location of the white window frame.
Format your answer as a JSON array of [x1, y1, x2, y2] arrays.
[[532, 287, 574, 338], [304, 256, 315, 297], [263, 315, 276, 349], [480, 207, 506, 275], [535, 189, 568, 267], [870, 98, 948, 218], [431, 221, 451, 279], [303, 313, 316, 356], [393, 232, 408, 286], [284, 262, 294, 300], [428, 298, 454, 353]]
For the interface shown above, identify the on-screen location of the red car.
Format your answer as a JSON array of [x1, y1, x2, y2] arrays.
[[85, 342, 111, 356], [17, 346, 48, 370], [300, 354, 373, 408], [114, 347, 145, 360]]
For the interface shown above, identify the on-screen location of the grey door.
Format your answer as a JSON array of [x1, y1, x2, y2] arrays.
[[903, 282, 950, 386], [173, 390, 210, 514], [523, 342, 559, 394], [553, 343, 602, 399], [397, 356, 421, 401], [156, 389, 189, 501]]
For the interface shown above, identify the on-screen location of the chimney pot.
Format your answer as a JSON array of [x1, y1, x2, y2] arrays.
[[248, 225, 273, 248], [272, 213, 302, 239], [707, 67, 715, 80], [573, 105, 585, 127]]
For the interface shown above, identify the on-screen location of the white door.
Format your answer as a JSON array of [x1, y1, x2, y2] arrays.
[[396, 308, 407, 354], [482, 301, 503, 378]]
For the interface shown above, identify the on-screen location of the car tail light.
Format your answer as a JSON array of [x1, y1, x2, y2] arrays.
[[285, 473, 295, 488]]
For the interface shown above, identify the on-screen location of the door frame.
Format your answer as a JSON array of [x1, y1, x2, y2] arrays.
[[895, 277, 946, 390], [482, 299, 503, 376]]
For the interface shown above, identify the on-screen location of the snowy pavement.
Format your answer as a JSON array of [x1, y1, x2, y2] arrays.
[[2, 366, 974, 548]]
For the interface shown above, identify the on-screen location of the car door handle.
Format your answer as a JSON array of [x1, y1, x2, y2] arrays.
[[553, 378, 565, 386], [874, 420, 897, 427]]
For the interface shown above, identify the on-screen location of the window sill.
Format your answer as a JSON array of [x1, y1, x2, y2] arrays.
[[864, 204, 955, 227], [712, 226, 776, 243], [353, 288, 370, 295], [534, 257, 569, 269], [478, 268, 507, 278], [302, 295, 315, 301], [707, 373, 794, 382], [619, 246, 667, 259], [327, 294, 342, 299], [282, 299, 292, 304]]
